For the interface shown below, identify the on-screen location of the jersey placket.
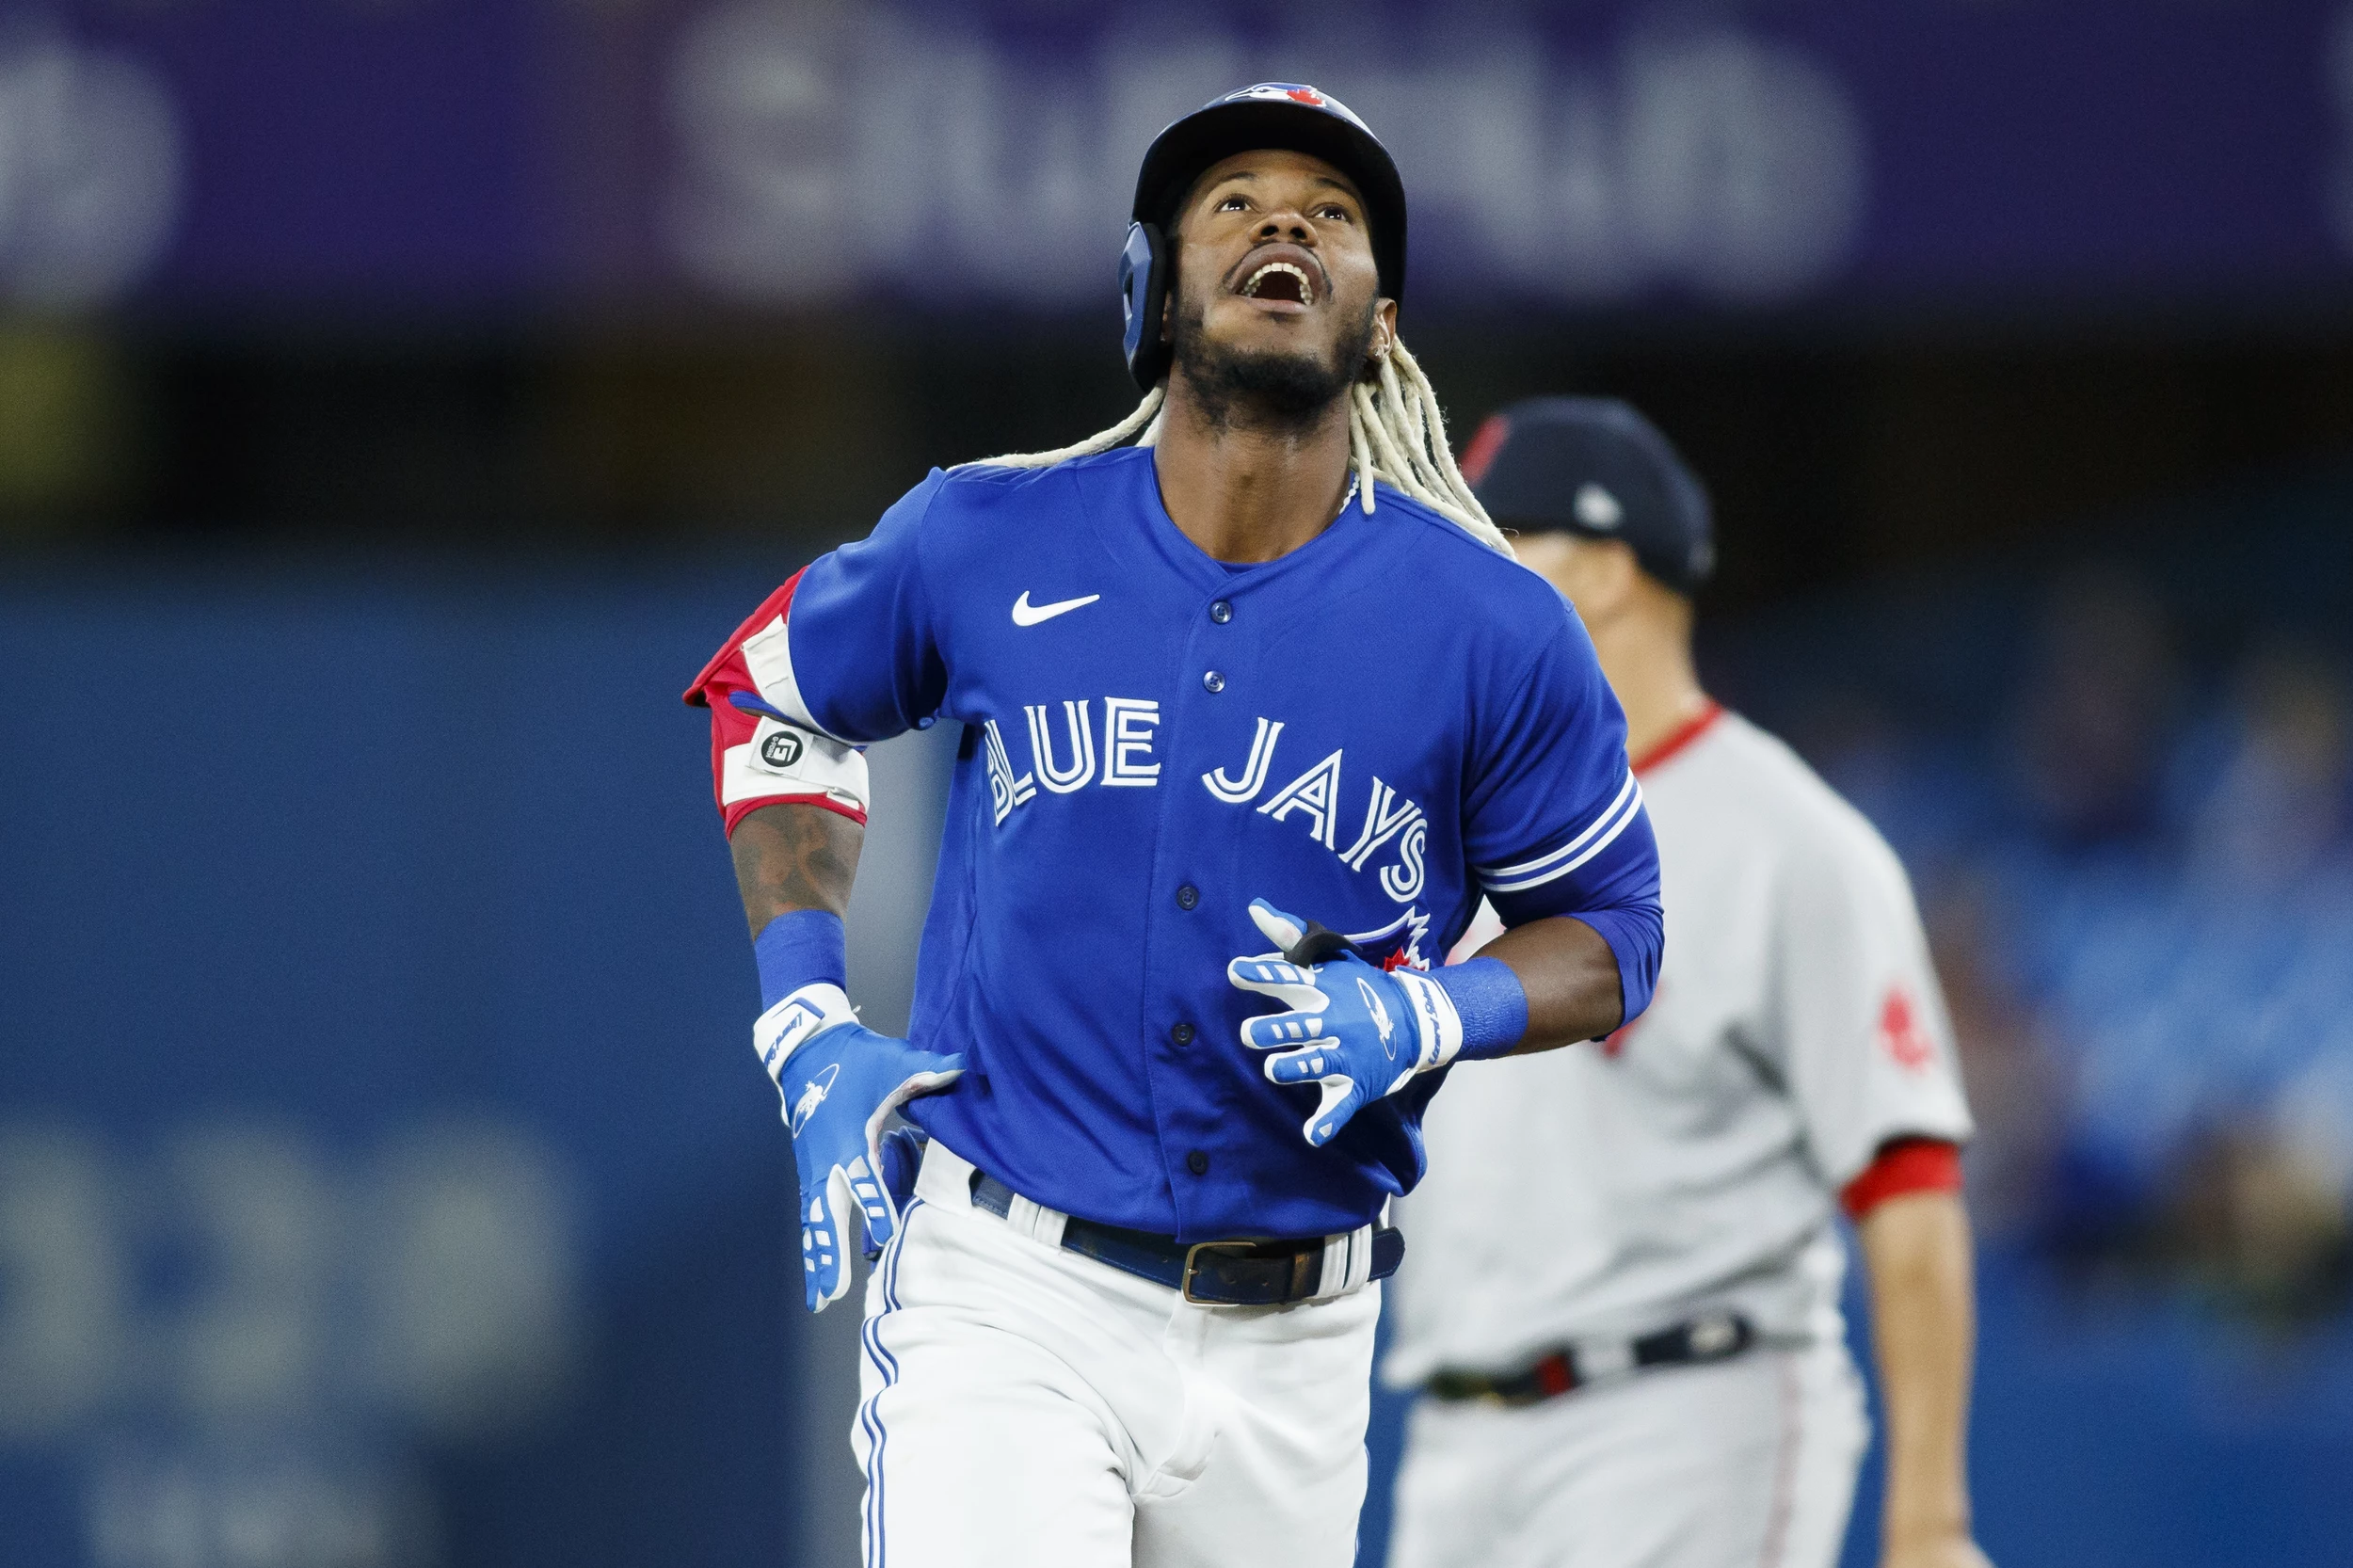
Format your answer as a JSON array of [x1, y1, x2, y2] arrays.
[[1138, 578, 1264, 1240]]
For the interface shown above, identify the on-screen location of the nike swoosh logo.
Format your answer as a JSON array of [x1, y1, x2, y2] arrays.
[[1012, 590, 1101, 627]]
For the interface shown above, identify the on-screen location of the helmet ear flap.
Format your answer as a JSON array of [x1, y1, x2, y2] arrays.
[[1119, 221, 1172, 392]]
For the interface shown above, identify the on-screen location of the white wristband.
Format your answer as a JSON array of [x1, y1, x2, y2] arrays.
[[1388, 968, 1466, 1073], [752, 982, 855, 1086]]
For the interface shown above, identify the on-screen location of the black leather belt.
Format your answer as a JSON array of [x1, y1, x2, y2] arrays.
[[969, 1171, 1403, 1307], [1425, 1313, 1756, 1404]]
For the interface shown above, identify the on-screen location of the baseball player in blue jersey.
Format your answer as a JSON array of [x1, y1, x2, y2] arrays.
[[685, 85, 1663, 1567]]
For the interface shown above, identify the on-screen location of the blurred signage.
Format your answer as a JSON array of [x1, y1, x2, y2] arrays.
[[39, 0, 2353, 312], [0, 32, 181, 308], [664, 8, 1865, 305], [0, 1120, 576, 1445], [0, 1118, 577, 1568], [0, 571, 936, 1567]]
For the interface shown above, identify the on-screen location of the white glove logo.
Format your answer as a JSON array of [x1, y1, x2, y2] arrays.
[[1356, 977, 1397, 1056], [790, 1064, 839, 1134]]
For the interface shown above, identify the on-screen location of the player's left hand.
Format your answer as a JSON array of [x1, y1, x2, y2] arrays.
[[1227, 899, 1465, 1146]]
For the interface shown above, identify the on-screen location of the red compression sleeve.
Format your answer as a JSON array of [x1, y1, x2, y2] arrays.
[[1839, 1137, 1962, 1220]]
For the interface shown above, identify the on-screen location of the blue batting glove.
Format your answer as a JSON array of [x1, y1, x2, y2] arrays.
[[1227, 899, 1471, 1147], [754, 985, 964, 1311]]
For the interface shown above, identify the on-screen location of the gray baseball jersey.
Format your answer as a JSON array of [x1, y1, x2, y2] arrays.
[[1386, 708, 1973, 1383]]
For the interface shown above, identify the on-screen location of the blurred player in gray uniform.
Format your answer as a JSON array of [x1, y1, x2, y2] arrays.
[[1386, 399, 1991, 1568]]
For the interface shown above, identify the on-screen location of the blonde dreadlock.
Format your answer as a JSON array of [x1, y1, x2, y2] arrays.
[[960, 339, 1513, 558]]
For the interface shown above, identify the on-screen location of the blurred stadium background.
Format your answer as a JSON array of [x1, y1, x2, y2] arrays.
[[5, 2, 2353, 1564]]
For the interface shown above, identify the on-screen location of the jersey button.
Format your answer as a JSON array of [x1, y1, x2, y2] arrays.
[[1175, 884, 1200, 911], [1170, 1022, 1195, 1047], [1209, 600, 1233, 624], [1202, 670, 1225, 693], [1186, 1150, 1210, 1176]]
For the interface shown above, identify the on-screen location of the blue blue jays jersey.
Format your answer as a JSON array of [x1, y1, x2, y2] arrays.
[[690, 445, 1661, 1241]]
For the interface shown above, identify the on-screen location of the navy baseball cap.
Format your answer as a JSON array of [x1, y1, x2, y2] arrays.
[[1460, 397, 1716, 594], [1132, 83, 1408, 306]]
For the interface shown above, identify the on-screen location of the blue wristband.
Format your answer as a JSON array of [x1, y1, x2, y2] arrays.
[[1429, 956, 1529, 1062], [752, 909, 848, 1010]]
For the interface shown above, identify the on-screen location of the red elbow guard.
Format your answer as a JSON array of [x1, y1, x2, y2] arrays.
[[1840, 1137, 1961, 1220]]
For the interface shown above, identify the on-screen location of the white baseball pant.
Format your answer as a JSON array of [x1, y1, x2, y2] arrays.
[[852, 1141, 1382, 1568], [1387, 1337, 1867, 1568]]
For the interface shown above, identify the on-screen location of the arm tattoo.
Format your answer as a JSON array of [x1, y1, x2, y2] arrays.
[[730, 803, 865, 933]]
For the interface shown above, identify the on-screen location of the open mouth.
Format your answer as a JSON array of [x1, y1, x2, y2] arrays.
[[1241, 261, 1317, 306]]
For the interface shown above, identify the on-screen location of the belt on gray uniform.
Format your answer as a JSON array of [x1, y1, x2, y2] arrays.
[[1425, 1313, 1756, 1405], [968, 1171, 1403, 1307]]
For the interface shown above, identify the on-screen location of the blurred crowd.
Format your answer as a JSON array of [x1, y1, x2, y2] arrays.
[[1784, 562, 2353, 1327]]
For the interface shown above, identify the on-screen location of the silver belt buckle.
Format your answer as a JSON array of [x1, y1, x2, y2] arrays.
[[1689, 1313, 1743, 1358]]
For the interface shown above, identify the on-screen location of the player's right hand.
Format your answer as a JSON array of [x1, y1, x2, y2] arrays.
[[754, 984, 964, 1312]]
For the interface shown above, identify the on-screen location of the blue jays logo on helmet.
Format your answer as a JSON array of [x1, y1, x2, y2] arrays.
[[1218, 83, 1374, 134]]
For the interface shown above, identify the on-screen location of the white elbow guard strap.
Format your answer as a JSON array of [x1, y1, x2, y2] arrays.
[[722, 716, 870, 816]]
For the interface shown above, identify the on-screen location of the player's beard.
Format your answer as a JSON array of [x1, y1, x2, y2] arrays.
[[1168, 293, 1377, 436]]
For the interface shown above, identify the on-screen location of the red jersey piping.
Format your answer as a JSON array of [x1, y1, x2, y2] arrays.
[[1839, 1137, 1963, 1219], [1630, 699, 1724, 776]]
